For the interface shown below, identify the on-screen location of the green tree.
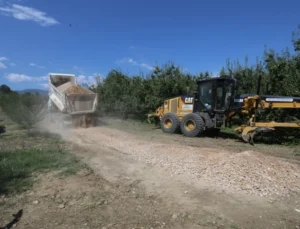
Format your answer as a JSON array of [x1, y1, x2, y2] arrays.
[[0, 93, 48, 132], [0, 85, 12, 94]]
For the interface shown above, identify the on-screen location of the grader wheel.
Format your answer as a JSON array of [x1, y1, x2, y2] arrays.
[[160, 113, 180, 134], [180, 113, 205, 137]]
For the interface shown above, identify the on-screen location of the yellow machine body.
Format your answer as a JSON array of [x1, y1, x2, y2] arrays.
[[148, 96, 194, 121], [231, 95, 300, 144]]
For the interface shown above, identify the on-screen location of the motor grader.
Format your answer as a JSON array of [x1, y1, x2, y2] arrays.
[[148, 76, 300, 144]]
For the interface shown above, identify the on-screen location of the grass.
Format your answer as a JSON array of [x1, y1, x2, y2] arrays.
[[0, 109, 83, 195], [0, 143, 83, 195]]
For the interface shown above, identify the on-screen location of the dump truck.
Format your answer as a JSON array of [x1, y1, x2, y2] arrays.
[[48, 73, 98, 128], [149, 76, 300, 144]]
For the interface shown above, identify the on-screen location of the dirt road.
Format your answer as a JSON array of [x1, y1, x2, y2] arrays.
[[34, 117, 299, 229]]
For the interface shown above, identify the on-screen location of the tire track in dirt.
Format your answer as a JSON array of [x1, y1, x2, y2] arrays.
[[70, 126, 300, 199], [40, 117, 300, 229], [62, 126, 300, 229]]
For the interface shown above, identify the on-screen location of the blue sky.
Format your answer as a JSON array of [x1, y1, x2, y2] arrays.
[[0, 0, 299, 90]]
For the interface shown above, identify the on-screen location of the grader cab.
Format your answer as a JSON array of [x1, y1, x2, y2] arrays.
[[149, 76, 300, 144]]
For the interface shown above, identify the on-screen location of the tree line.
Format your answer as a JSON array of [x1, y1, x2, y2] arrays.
[[90, 25, 300, 121]]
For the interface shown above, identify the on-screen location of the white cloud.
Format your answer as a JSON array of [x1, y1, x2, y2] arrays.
[[0, 56, 8, 68], [76, 74, 102, 86], [10, 62, 16, 66], [87, 75, 96, 84], [116, 57, 154, 70], [77, 75, 86, 84], [119, 57, 137, 65], [4, 73, 47, 83], [29, 62, 45, 68], [39, 75, 48, 81], [5, 73, 32, 82], [0, 4, 59, 26], [0, 62, 6, 68], [140, 63, 154, 70], [4, 71, 102, 88], [40, 83, 49, 89], [0, 57, 8, 61]]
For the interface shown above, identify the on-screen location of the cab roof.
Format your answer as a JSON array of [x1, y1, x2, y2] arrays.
[[196, 76, 235, 84]]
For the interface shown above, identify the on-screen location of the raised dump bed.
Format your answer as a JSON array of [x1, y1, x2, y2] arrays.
[[49, 73, 98, 115]]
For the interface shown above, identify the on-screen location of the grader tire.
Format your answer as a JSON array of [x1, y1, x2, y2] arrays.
[[180, 113, 205, 137], [160, 113, 180, 134]]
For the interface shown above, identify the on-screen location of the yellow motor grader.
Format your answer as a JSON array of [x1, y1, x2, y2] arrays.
[[148, 76, 300, 144]]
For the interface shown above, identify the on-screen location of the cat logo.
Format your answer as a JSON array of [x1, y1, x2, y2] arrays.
[[184, 97, 193, 104]]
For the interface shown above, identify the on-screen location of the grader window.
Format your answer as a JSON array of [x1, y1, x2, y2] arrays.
[[215, 81, 235, 111], [216, 87, 225, 110], [199, 81, 213, 110]]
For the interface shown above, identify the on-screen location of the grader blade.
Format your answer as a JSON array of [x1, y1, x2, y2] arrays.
[[241, 126, 275, 145]]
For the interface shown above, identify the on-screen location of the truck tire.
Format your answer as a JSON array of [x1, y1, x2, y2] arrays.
[[160, 113, 180, 134], [180, 113, 205, 137]]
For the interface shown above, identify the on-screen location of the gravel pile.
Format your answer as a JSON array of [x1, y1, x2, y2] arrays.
[[57, 82, 88, 94], [203, 151, 300, 197], [65, 85, 87, 94], [76, 127, 300, 198]]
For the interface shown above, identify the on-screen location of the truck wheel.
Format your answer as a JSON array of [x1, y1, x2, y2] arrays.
[[160, 113, 180, 134], [180, 113, 205, 137]]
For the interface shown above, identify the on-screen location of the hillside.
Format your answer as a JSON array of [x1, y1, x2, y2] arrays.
[[17, 89, 48, 95]]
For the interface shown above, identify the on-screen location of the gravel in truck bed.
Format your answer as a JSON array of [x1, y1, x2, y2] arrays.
[[74, 127, 300, 199], [65, 85, 88, 94], [57, 82, 90, 94]]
